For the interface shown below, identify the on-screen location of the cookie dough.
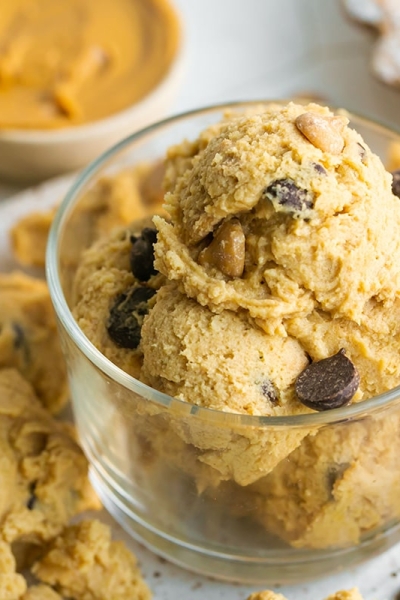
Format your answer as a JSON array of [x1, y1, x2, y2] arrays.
[[387, 140, 400, 172], [141, 285, 310, 484], [10, 209, 56, 270], [0, 368, 100, 567], [214, 405, 400, 548], [142, 285, 308, 415], [0, 540, 26, 600], [0, 272, 68, 414], [148, 103, 400, 398], [155, 102, 398, 329], [11, 162, 165, 271], [247, 590, 364, 600], [31, 520, 151, 600], [71, 101, 400, 550], [141, 102, 400, 487], [72, 219, 165, 379]]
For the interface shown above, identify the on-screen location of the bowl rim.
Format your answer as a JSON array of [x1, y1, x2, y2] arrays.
[[0, 2, 185, 144], [46, 99, 400, 428]]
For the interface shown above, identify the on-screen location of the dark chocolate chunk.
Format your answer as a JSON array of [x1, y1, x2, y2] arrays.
[[392, 170, 400, 199], [130, 227, 158, 282], [27, 482, 37, 510], [261, 379, 279, 405], [107, 286, 156, 349], [295, 348, 360, 411], [313, 163, 327, 175], [264, 178, 313, 215]]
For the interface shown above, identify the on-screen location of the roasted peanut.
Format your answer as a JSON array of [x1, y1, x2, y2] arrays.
[[295, 112, 348, 155], [198, 219, 245, 278]]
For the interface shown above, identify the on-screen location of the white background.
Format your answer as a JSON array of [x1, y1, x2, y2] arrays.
[[1, 1, 400, 598]]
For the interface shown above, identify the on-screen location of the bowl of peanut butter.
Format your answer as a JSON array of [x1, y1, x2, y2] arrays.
[[0, 0, 184, 183]]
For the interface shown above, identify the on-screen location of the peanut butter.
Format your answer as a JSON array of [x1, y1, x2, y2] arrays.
[[0, 0, 180, 129]]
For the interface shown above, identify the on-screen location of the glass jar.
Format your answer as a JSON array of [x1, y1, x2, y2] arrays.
[[46, 101, 400, 584]]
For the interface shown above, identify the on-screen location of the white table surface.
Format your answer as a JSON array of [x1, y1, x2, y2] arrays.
[[2, 1, 400, 598]]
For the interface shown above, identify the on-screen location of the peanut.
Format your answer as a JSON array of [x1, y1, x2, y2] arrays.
[[198, 219, 245, 278], [295, 112, 348, 154]]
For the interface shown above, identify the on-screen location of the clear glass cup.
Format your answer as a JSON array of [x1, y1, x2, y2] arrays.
[[47, 101, 400, 585]]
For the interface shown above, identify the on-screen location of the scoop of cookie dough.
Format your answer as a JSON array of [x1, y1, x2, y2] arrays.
[[141, 285, 308, 416], [73, 220, 165, 379], [138, 102, 400, 488], [0, 272, 68, 414], [141, 285, 310, 484], [217, 405, 400, 548], [0, 369, 100, 567], [11, 162, 165, 271], [147, 102, 400, 397], [155, 101, 399, 330], [32, 520, 151, 600]]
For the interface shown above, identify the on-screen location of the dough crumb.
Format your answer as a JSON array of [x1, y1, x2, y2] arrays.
[[247, 589, 364, 600], [32, 519, 151, 600]]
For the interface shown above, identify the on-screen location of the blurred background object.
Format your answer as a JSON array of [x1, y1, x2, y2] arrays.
[[172, 0, 400, 126], [343, 0, 400, 89], [0, 0, 184, 182], [0, 0, 180, 129]]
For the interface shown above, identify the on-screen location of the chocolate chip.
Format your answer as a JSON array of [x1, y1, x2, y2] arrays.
[[326, 462, 350, 499], [295, 348, 360, 411], [130, 227, 158, 282], [264, 178, 314, 216], [392, 170, 400, 199], [27, 482, 37, 510], [313, 163, 327, 175], [261, 379, 279, 405], [12, 322, 30, 366], [107, 286, 156, 349], [357, 143, 367, 162], [12, 323, 25, 349]]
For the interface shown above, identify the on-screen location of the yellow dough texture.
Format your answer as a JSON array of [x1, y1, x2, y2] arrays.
[[0, 368, 99, 566], [71, 101, 400, 547], [31, 520, 151, 600], [0, 272, 68, 414]]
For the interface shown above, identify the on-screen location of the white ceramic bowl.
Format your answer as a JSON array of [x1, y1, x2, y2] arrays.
[[0, 21, 185, 184]]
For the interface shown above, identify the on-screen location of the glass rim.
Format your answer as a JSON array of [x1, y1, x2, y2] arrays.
[[46, 99, 400, 428]]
